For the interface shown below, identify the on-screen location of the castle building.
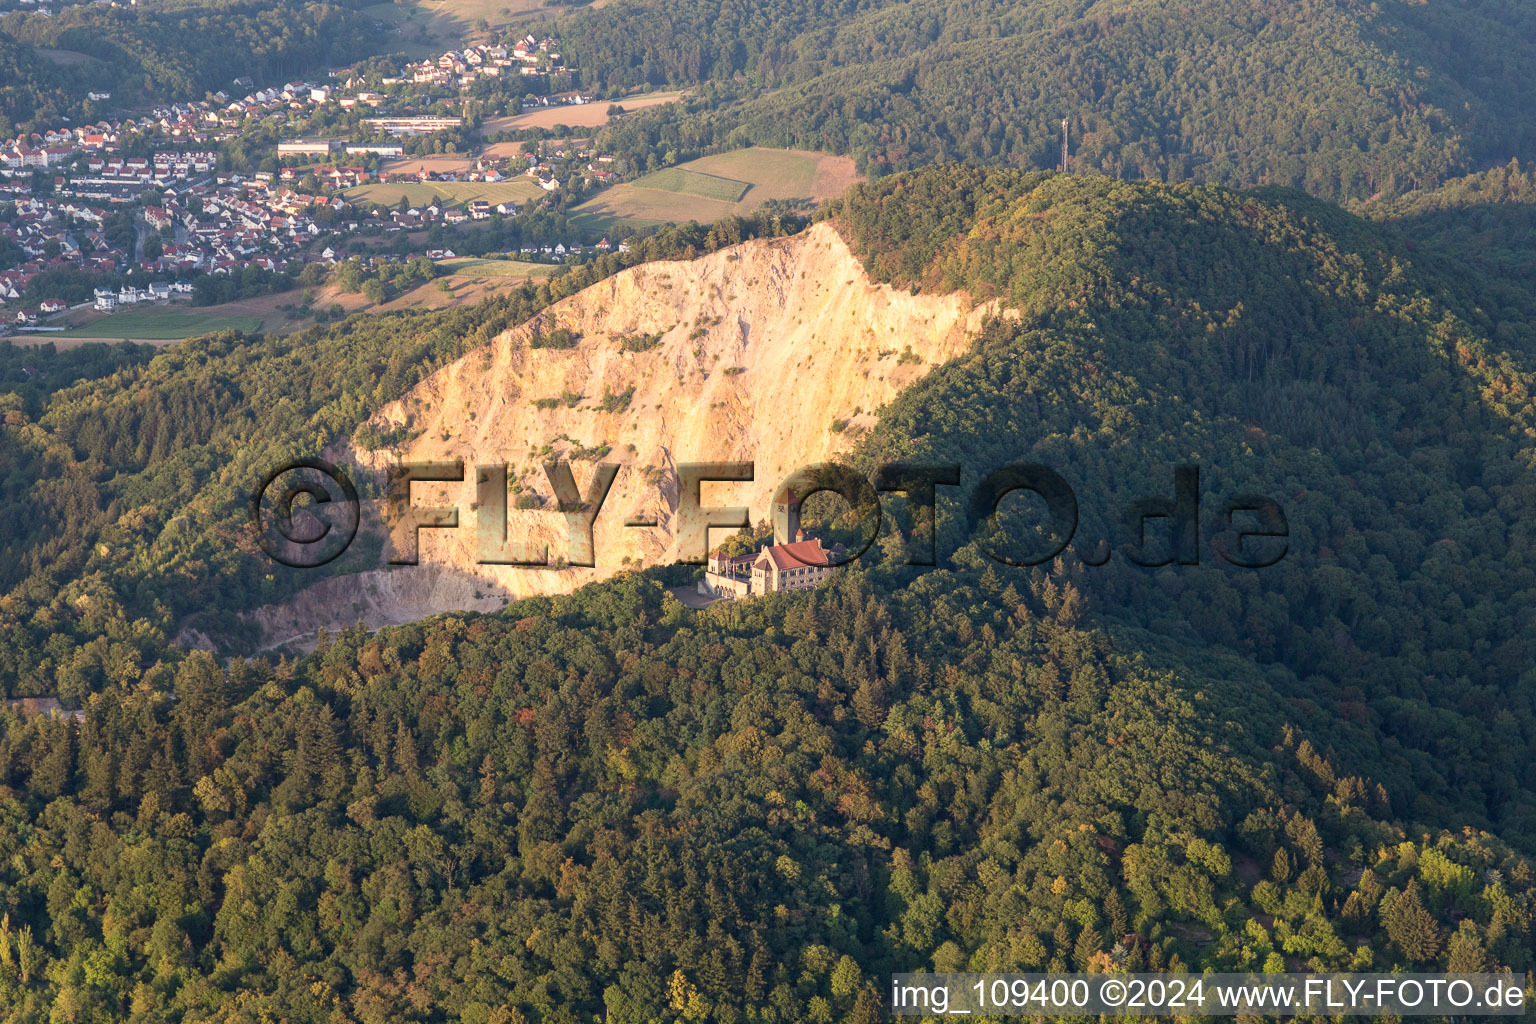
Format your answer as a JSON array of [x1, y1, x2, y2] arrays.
[[750, 536, 834, 593], [702, 531, 836, 599]]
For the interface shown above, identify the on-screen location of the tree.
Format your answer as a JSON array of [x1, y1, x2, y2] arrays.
[[1384, 882, 1441, 964], [1445, 921, 1487, 972], [830, 955, 861, 998], [1050, 920, 1073, 968], [850, 985, 883, 1024], [14, 924, 39, 984], [1104, 889, 1129, 937], [1271, 848, 1292, 883], [668, 969, 707, 1020], [1340, 890, 1368, 929], [1073, 926, 1102, 971]]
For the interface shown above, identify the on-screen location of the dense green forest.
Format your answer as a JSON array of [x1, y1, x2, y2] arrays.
[[821, 168, 1536, 844], [569, 0, 1536, 202], [1353, 159, 1536, 299], [0, 32, 75, 134], [0, 572, 1530, 1021], [0, 0, 383, 131], [0, 169, 1534, 1019]]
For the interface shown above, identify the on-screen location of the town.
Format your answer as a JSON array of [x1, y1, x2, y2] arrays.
[[0, 32, 647, 337]]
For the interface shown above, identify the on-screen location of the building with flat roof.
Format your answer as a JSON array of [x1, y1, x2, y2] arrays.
[[277, 139, 337, 156], [362, 116, 461, 136]]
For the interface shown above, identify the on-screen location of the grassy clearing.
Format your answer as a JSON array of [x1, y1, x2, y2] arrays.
[[44, 309, 264, 341], [360, 0, 548, 52], [572, 148, 860, 231], [631, 167, 750, 203], [683, 148, 846, 200], [571, 188, 731, 230], [442, 258, 557, 278], [36, 48, 100, 68], [345, 180, 545, 208]]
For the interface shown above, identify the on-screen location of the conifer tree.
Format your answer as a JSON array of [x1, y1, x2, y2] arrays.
[[1445, 920, 1487, 972], [1073, 926, 1103, 971], [1384, 881, 1442, 964]]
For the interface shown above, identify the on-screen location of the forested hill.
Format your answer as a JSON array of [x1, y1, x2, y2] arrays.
[[821, 167, 1536, 843], [0, 171, 1534, 1019], [2, 568, 1531, 1020], [1354, 159, 1536, 297], [0, 33, 75, 134], [0, 0, 383, 130], [576, 0, 1536, 201]]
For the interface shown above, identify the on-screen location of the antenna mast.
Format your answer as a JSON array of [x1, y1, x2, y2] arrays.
[[1061, 117, 1070, 173]]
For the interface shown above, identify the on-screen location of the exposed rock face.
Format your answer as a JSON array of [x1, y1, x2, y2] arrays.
[[247, 222, 1003, 645]]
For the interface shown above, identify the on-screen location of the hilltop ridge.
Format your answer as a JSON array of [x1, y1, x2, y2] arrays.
[[2, 169, 1535, 1022]]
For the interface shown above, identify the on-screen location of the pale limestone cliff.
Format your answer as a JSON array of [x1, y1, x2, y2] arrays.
[[246, 222, 1003, 647]]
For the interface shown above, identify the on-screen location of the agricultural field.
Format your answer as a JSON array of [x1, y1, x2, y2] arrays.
[[572, 147, 860, 230], [344, 179, 545, 209], [37, 308, 264, 342], [631, 167, 750, 203], [441, 257, 557, 279], [379, 156, 477, 177], [375, 265, 555, 312], [480, 91, 685, 134], [481, 141, 539, 160]]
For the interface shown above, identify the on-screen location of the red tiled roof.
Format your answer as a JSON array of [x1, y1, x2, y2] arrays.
[[754, 538, 830, 571]]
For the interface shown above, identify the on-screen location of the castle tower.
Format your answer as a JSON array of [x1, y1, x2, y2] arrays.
[[772, 488, 802, 545]]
